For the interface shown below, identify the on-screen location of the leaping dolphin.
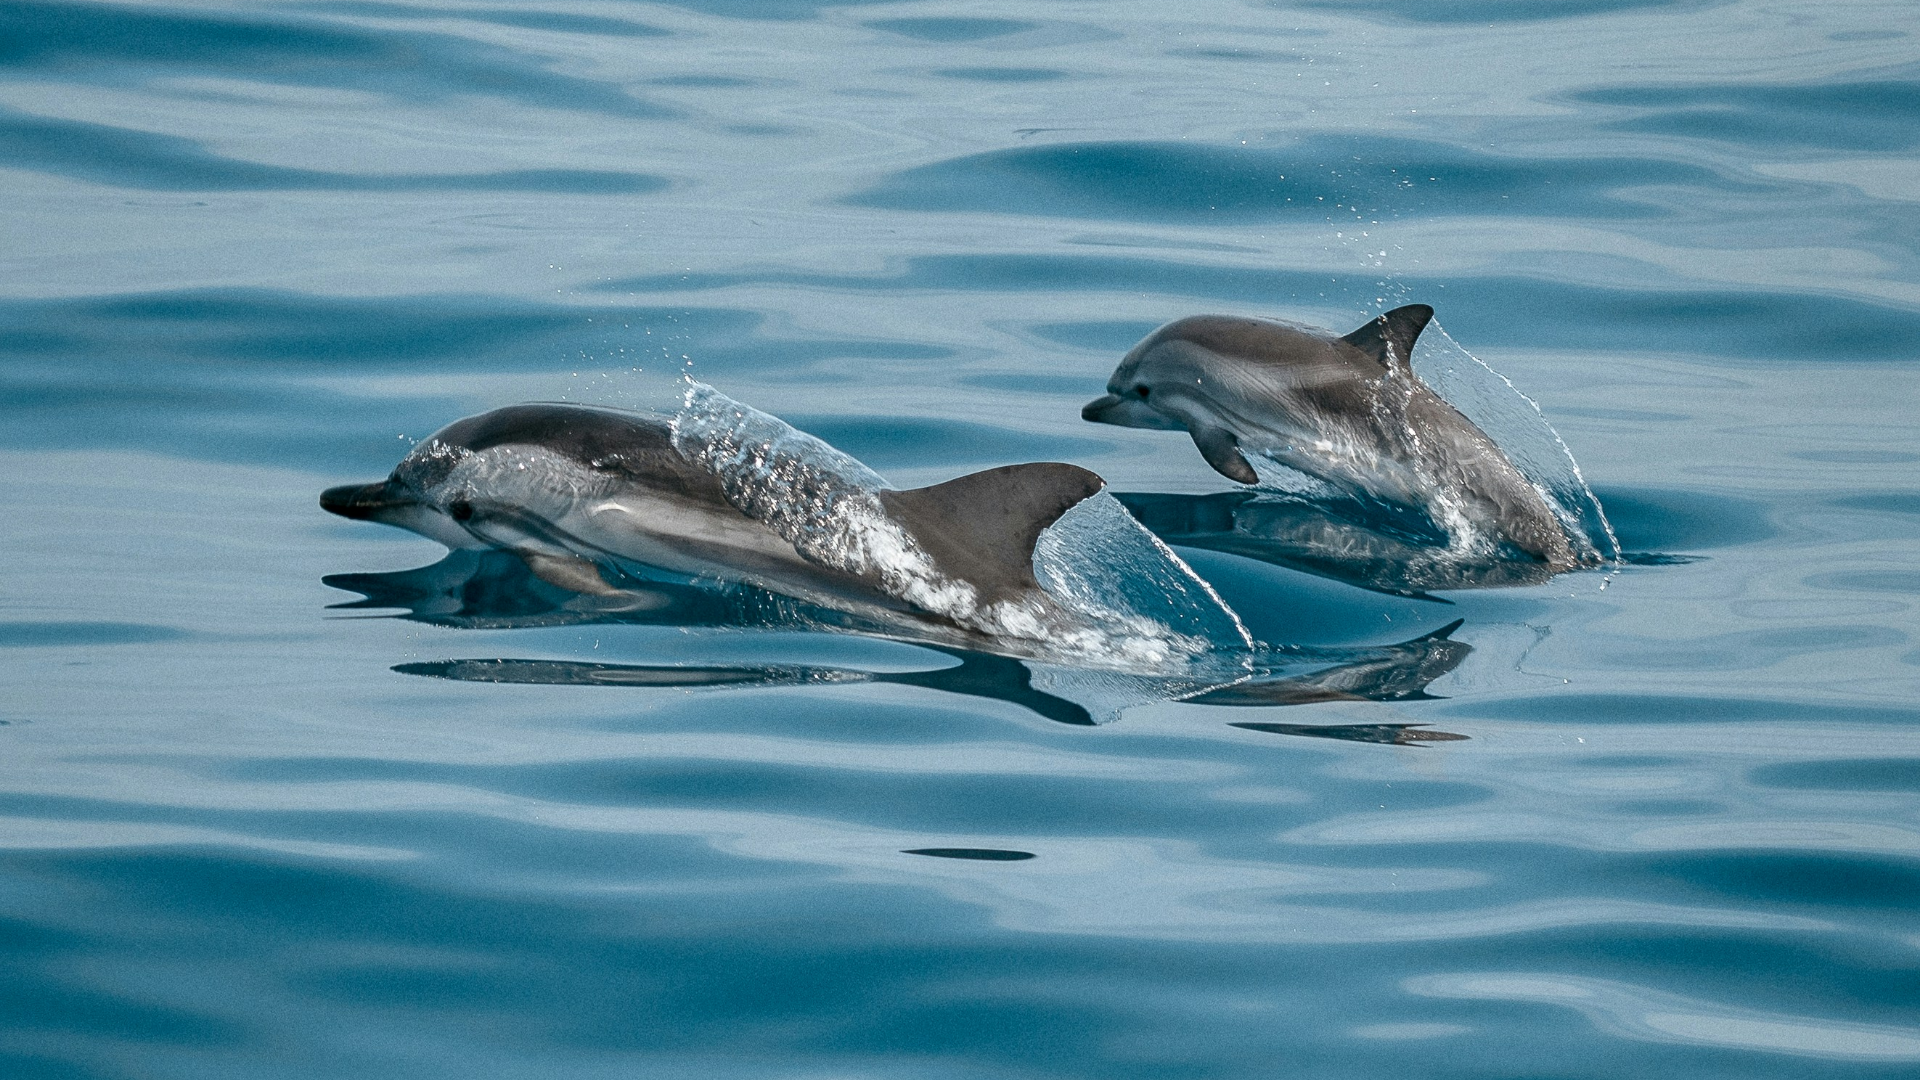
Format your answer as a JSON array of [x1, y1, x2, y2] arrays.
[[1081, 304, 1583, 570], [321, 401, 1109, 650]]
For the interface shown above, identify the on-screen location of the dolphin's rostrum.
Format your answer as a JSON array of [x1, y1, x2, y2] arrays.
[[1083, 304, 1588, 570]]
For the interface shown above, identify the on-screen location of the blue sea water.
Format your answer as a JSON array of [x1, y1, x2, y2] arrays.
[[4, 0, 1920, 1076]]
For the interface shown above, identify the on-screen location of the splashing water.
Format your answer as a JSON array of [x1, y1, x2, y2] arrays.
[[670, 382, 1248, 670], [1034, 492, 1253, 653], [1412, 321, 1621, 565]]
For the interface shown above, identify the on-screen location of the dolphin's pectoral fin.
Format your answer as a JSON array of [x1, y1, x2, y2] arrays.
[[877, 463, 1106, 607], [1342, 303, 1434, 371], [1191, 426, 1261, 485], [518, 551, 622, 596]]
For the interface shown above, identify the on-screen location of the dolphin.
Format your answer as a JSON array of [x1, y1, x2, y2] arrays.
[[1081, 304, 1582, 569], [321, 402, 1107, 649]]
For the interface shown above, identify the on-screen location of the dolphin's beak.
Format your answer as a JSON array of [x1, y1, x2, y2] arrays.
[[1081, 393, 1124, 423], [321, 480, 411, 521], [1082, 392, 1183, 431]]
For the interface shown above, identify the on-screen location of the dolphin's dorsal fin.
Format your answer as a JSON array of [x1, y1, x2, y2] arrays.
[[876, 463, 1106, 606], [1342, 303, 1434, 370]]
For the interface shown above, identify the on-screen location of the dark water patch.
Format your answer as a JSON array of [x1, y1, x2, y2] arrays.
[[102, 290, 643, 363], [1831, 492, 1920, 516], [784, 416, 1111, 469], [1574, 78, 1920, 152], [235, 755, 1237, 837], [385, 645, 1098, 722], [1642, 852, 1920, 911], [0, 109, 667, 194], [650, 74, 756, 88], [866, 17, 1038, 42], [1285, 0, 1715, 24], [0, 288, 939, 375], [0, 0, 672, 119], [1575, 754, 1687, 768], [0, 0, 388, 69], [1805, 571, 1920, 595], [902, 848, 1036, 861], [599, 254, 1920, 363], [0, 954, 242, 1050], [1447, 693, 1920, 725], [306, 2, 671, 37], [845, 137, 1756, 224], [1228, 722, 1468, 745], [1750, 759, 1920, 793], [933, 67, 1067, 83], [639, 0, 895, 19], [1, 383, 450, 474], [1590, 487, 1775, 551], [394, 659, 836, 689], [0, 622, 189, 648], [1166, 47, 1312, 63], [1619, 551, 1702, 567]]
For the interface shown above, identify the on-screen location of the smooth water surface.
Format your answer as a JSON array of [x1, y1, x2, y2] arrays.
[[4, 1, 1919, 1077]]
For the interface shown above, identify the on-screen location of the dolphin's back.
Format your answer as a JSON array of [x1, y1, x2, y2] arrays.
[[1149, 315, 1362, 370], [427, 403, 724, 503]]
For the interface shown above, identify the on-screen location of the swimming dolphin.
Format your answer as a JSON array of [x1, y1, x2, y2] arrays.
[[321, 402, 1107, 647], [1081, 304, 1580, 569]]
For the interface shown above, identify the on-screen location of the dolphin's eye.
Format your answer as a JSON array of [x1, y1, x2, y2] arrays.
[[448, 499, 474, 522], [1134, 386, 1150, 399]]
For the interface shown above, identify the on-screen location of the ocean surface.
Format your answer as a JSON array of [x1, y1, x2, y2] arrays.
[[5, 1, 1920, 1076]]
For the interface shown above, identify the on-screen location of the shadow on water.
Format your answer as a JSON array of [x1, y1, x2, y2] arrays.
[[1226, 722, 1468, 746], [326, 550, 1475, 739], [902, 848, 1036, 860]]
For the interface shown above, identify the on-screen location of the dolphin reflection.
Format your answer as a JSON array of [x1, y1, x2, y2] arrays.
[[327, 550, 1473, 739], [1114, 490, 1687, 599]]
